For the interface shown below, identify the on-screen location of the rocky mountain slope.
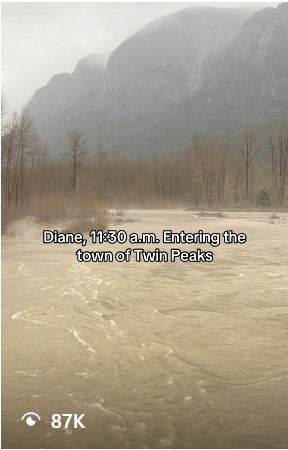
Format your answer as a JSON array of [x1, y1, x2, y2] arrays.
[[190, 2, 288, 128], [102, 6, 251, 118], [27, 4, 288, 159], [28, 53, 108, 153]]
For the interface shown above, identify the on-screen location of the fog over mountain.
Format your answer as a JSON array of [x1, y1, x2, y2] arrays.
[[190, 2, 288, 126], [27, 3, 288, 159]]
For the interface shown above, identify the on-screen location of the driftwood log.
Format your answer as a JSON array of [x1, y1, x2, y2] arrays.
[[197, 211, 226, 218]]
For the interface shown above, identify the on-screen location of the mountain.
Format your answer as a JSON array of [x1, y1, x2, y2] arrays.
[[28, 53, 109, 153], [27, 4, 288, 159], [102, 6, 252, 119], [189, 2, 288, 129]]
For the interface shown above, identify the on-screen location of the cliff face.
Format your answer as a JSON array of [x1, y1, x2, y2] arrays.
[[194, 3, 288, 124], [28, 54, 108, 149], [27, 4, 288, 158], [101, 7, 252, 118], [31, 73, 72, 119]]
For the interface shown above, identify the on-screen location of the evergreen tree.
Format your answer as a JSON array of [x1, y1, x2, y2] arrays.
[[256, 188, 272, 208]]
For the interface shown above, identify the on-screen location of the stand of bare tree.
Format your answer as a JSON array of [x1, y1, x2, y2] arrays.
[[2, 98, 288, 232]]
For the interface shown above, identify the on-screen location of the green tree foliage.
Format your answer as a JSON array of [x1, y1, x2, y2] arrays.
[[256, 188, 272, 208]]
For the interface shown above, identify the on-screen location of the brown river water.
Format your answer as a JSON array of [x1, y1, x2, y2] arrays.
[[2, 210, 288, 449]]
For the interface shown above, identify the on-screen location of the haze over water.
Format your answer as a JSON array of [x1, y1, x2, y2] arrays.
[[2, 210, 288, 449]]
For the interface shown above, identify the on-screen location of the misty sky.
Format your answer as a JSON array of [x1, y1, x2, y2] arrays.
[[1, 2, 280, 111]]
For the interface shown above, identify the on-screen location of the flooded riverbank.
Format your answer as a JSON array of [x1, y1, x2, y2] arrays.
[[2, 210, 288, 448]]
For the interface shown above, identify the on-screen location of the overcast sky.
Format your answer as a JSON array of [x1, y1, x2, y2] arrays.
[[1, 2, 280, 111]]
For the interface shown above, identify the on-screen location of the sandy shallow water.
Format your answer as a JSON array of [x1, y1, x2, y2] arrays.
[[2, 209, 288, 449]]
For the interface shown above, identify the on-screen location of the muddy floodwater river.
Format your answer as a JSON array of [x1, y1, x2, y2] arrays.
[[2, 210, 288, 449]]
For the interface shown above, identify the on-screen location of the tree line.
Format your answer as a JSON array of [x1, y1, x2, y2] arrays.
[[1, 97, 288, 227]]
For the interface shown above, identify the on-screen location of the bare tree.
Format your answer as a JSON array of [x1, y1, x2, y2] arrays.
[[1, 111, 20, 205], [234, 123, 261, 202], [37, 143, 50, 219], [95, 143, 108, 202], [65, 129, 90, 193], [17, 107, 37, 209], [26, 135, 44, 205], [267, 123, 288, 207], [1, 96, 7, 123]]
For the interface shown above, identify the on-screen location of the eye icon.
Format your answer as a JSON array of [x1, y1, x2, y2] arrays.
[[21, 412, 41, 426]]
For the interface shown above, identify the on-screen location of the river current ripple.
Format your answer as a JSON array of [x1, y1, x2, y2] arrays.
[[2, 210, 288, 448]]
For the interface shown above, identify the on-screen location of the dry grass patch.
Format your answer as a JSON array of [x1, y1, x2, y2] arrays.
[[37, 194, 69, 222], [63, 208, 109, 234], [1, 206, 15, 235]]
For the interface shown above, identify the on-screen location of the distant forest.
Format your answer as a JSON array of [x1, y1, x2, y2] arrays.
[[1, 99, 288, 231]]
